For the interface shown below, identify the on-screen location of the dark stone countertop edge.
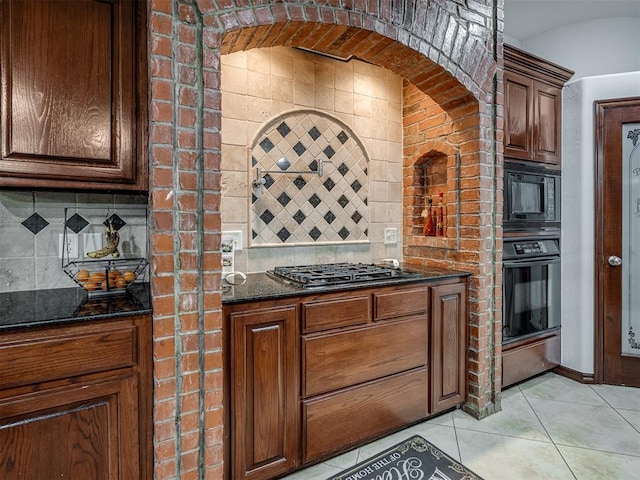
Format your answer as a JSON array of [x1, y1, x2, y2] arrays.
[[0, 283, 152, 332], [222, 265, 471, 305]]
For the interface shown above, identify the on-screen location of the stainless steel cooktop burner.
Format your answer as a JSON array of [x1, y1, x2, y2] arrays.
[[268, 262, 421, 288]]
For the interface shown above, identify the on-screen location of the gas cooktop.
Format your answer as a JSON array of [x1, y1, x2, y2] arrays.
[[268, 262, 422, 289]]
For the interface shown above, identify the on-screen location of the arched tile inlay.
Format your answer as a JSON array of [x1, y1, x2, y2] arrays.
[[250, 110, 369, 245]]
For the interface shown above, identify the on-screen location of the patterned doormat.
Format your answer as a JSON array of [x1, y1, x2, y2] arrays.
[[327, 435, 484, 480]]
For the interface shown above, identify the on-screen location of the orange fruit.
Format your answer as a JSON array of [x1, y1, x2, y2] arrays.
[[123, 271, 136, 283], [116, 278, 128, 289], [76, 269, 90, 282], [90, 272, 106, 282], [84, 282, 98, 291]]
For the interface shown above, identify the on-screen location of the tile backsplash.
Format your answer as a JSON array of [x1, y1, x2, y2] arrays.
[[251, 110, 369, 245], [0, 190, 148, 293], [221, 47, 404, 273]]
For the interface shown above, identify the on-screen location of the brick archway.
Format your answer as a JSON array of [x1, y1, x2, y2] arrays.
[[148, 1, 502, 478]]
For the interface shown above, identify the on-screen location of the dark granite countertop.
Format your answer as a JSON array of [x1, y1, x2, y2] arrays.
[[0, 283, 152, 331], [222, 264, 471, 304]]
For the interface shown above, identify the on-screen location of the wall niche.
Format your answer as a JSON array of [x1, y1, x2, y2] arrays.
[[406, 148, 460, 250]]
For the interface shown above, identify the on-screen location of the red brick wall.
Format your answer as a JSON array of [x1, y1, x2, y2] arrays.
[[147, 0, 503, 478], [402, 79, 500, 417]]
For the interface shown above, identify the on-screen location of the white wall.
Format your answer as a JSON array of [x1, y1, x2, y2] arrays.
[[562, 72, 640, 374], [521, 17, 640, 80]]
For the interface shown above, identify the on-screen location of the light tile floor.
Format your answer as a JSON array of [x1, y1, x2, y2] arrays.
[[282, 373, 640, 479]]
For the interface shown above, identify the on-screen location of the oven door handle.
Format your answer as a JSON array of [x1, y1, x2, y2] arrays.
[[504, 256, 560, 267]]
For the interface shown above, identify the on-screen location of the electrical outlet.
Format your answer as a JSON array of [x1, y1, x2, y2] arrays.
[[222, 230, 243, 251], [384, 228, 398, 245], [59, 234, 79, 259]]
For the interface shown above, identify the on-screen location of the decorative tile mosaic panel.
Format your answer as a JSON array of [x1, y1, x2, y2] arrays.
[[251, 110, 369, 245]]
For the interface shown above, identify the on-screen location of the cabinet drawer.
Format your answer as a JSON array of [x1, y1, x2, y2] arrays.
[[374, 287, 428, 321], [502, 333, 560, 388], [302, 295, 370, 333], [0, 327, 137, 389], [303, 368, 428, 463], [303, 318, 427, 397]]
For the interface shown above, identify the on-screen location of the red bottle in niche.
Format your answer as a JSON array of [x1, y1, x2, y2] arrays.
[[436, 192, 445, 236], [423, 196, 436, 236]]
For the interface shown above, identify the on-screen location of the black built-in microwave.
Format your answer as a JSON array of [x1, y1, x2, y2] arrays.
[[504, 162, 560, 231]]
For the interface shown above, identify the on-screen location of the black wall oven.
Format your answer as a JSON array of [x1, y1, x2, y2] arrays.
[[504, 162, 561, 231], [503, 235, 561, 344]]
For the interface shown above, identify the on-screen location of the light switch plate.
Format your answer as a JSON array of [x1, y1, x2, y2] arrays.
[[384, 228, 398, 245]]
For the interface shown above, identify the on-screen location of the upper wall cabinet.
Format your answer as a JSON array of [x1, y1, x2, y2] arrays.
[[0, 0, 147, 191], [503, 45, 573, 168]]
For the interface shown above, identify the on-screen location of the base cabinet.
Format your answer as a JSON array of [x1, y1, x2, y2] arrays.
[[0, 376, 139, 479], [0, 315, 152, 480], [430, 282, 467, 414], [225, 277, 468, 480], [229, 305, 300, 480], [502, 331, 561, 388]]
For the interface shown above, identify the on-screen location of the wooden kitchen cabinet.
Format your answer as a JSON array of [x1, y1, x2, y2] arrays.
[[430, 281, 467, 414], [0, 0, 148, 190], [224, 275, 468, 480], [503, 44, 573, 168], [502, 330, 561, 388], [301, 285, 430, 463], [0, 315, 152, 480], [228, 304, 300, 480]]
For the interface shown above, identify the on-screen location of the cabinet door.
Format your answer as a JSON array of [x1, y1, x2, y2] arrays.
[[0, 375, 139, 480], [430, 282, 467, 414], [533, 82, 562, 166], [0, 0, 146, 190], [230, 305, 299, 480], [504, 70, 534, 161]]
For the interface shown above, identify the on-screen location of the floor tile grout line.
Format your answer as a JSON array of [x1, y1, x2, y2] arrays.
[[451, 411, 463, 462], [452, 425, 556, 444], [551, 441, 640, 459], [519, 393, 610, 408], [588, 384, 640, 434], [520, 388, 579, 480], [613, 407, 640, 434]]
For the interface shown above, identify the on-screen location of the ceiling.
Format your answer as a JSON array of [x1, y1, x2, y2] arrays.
[[503, 0, 640, 41]]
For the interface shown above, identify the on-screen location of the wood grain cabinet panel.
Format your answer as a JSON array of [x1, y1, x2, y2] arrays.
[[302, 369, 428, 463], [502, 332, 561, 388], [303, 318, 427, 397], [534, 82, 562, 164], [230, 305, 299, 480], [0, 0, 147, 190], [430, 282, 467, 414], [0, 327, 136, 389], [373, 286, 428, 321], [504, 71, 533, 160], [302, 295, 370, 333], [0, 315, 152, 480], [0, 375, 139, 480], [503, 44, 573, 168]]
